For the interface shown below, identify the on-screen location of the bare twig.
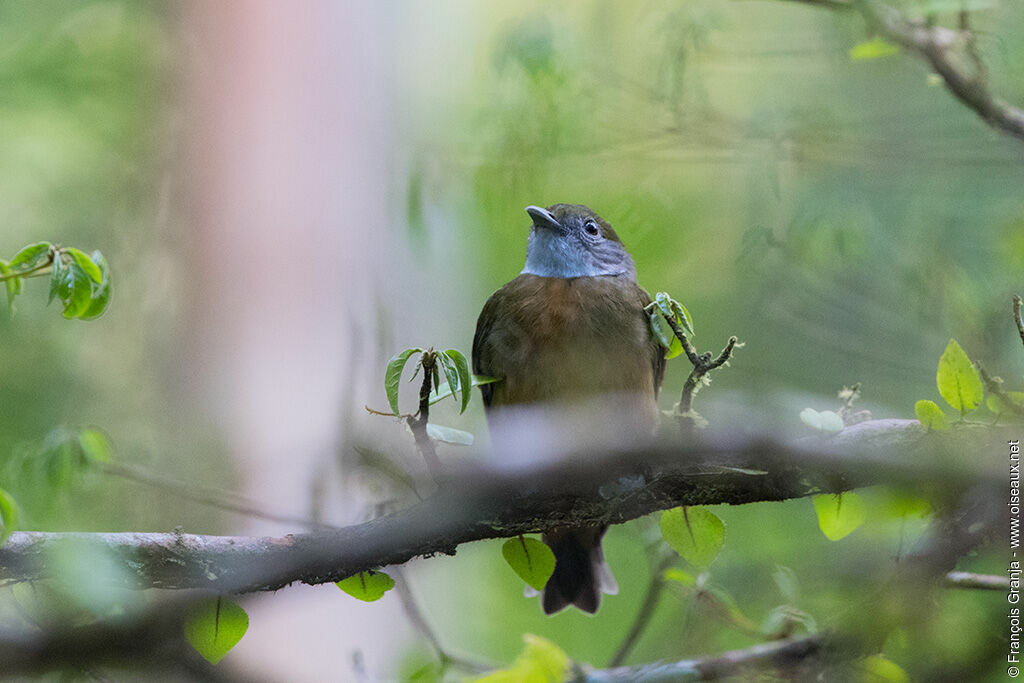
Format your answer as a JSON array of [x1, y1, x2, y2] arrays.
[[664, 312, 739, 433], [406, 352, 444, 482], [1014, 295, 1024, 349], [608, 554, 675, 667]]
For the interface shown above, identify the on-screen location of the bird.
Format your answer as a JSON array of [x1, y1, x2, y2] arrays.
[[472, 204, 666, 614]]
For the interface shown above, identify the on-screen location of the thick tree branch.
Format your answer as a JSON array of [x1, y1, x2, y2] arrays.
[[0, 420, 999, 594]]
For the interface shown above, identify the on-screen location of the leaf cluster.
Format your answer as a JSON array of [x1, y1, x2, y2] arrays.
[[0, 242, 111, 320]]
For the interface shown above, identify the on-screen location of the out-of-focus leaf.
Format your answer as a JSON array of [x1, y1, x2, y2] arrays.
[[444, 349, 473, 414], [0, 260, 19, 312], [988, 392, 1024, 415], [336, 570, 395, 602], [773, 565, 799, 602], [799, 408, 844, 433], [471, 634, 569, 683], [184, 597, 249, 665], [78, 428, 113, 463], [8, 242, 52, 270], [812, 492, 866, 541], [914, 399, 949, 431], [0, 487, 20, 545], [502, 537, 556, 591], [385, 349, 421, 415], [936, 339, 983, 414], [850, 38, 900, 60], [425, 423, 474, 446], [661, 507, 725, 569], [855, 654, 910, 682], [662, 567, 696, 588]]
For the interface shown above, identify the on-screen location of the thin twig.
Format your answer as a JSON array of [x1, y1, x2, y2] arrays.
[[407, 352, 444, 483], [976, 363, 1024, 418], [608, 554, 675, 667], [0, 257, 54, 282], [664, 312, 739, 433], [1014, 295, 1024, 349]]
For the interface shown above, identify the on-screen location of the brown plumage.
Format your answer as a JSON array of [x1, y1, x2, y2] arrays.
[[472, 204, 665, 614]]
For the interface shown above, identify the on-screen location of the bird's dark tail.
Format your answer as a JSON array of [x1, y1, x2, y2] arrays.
[[541, 525, 617, 615]]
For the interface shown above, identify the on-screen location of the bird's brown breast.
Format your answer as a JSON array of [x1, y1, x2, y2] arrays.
[[472, 274, 664, 412]]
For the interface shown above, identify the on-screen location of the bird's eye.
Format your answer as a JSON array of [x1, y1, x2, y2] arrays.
[[584, 221, 600, 237]]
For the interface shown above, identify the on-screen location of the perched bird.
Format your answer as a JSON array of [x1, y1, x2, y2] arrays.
[[472, 204, 666, 614]]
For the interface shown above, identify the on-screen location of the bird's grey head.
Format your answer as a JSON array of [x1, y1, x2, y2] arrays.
[[521, 204, 637, 280]]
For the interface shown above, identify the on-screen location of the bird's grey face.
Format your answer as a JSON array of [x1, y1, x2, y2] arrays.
[[520, 204, 637, 280]]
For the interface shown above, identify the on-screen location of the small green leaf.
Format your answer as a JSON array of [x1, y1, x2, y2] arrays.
[[336, 570, 395, 602], [647, 309, 684, 359], [184, 597, 249, 665], [429, 375, 501, 405], [856, 655, 910, 682], [660, 507, 725, 569], [78, 251, 112, 320], [444, 349, 473, 414], [78, 428, 113, 463], [61, 263, 93, 319], [0, 260, 19, 312], [8, 242, 52, 270], [772, 565, 799, 602], [471, 634, 569, 683], [0, 487, 20, 545], [799, 408, 844, 433], [812, 492, 866, 541], [988, 392, 1024, 415], [501, 537, 556, 591], [64, 247, 103, 284], [437, 353, 459, 408], [662, 567, 696, 588], [850, 38, 900, 60], [48, 255, 65, 305], [425, 423, 474, 446], [670, 299, 695, 337], [385, 349, 421, 415], [936, 339, 983, 415], [914, 400, 949, 431]]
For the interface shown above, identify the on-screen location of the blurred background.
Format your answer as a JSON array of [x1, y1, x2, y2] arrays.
[[0, 0, 1021, 680]]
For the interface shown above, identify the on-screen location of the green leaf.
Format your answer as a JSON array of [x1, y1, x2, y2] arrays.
[[78, 428, 113, 463], [660, 507, 725, 569], [336, 570, 395, 602], [48, 255, 65, 305], [856, 654, 910, 682], [184, 597, 249, 665], [647, 309, 683, 359], [61, 263, 93, 319], [437, 352, 459, 410], [0, 487, 20, 545], [471, 634, 569, 683], [772, 565, 799, 602], [8, 242, 52, 270], [501, 537, 556, 591], [64, 247, 103, 284], [444, 349, 473, 414], [425, 423, 474, 446], [988, 392, 1024, 415], [799, 408, 844, 433], [671, 299, 695, 337], [936, 339, 983, 415], [662, 567, 697, 588], [78, 251, 112, 320], [429, 375, 501, 405], [812, 492, 866, 541], [849, 38, 900, 60], [385, 349, 421, 415], [914, 400, 949, 431]]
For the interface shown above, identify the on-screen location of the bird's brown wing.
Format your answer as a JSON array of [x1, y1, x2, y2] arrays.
[[471, 284, 508, 409], [637, 285, 667, 398]]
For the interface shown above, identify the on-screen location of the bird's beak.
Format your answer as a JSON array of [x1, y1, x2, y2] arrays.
[[525, 205, 562, 232]]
